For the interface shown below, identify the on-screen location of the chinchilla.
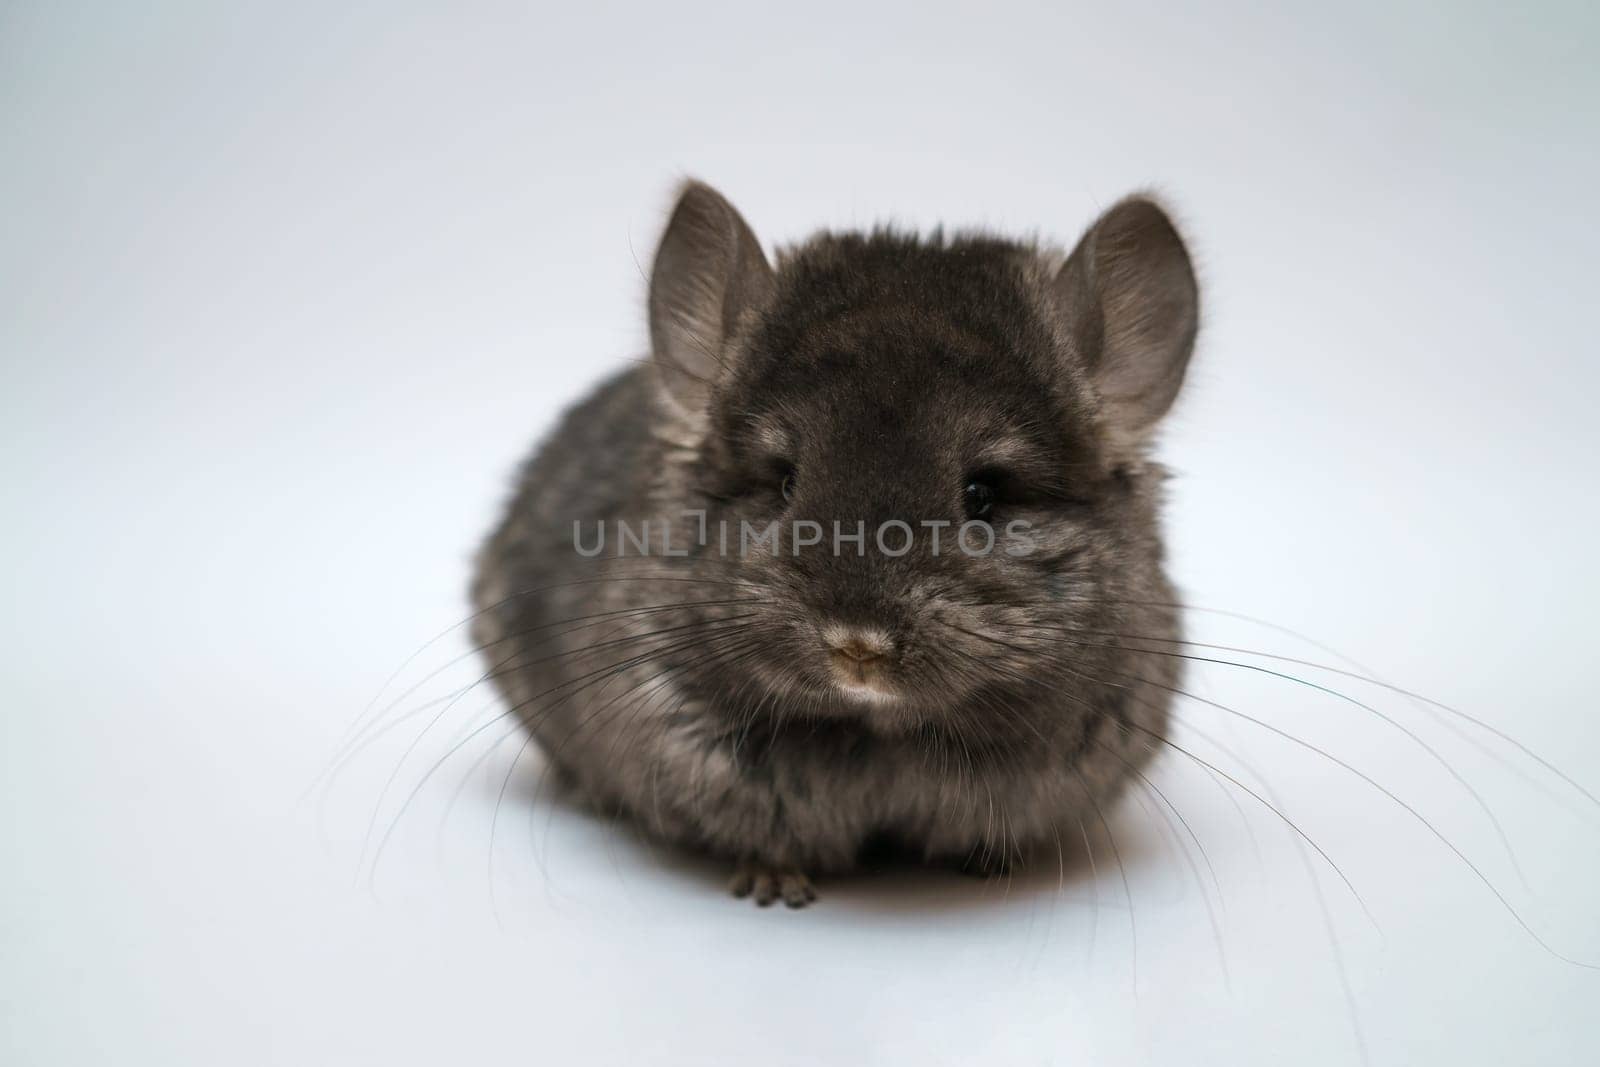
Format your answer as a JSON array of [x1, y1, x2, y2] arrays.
[[470, 180, 1198, 907]]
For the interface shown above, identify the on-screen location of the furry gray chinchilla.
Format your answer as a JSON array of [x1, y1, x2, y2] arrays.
[[471, 180, 1197, 907]]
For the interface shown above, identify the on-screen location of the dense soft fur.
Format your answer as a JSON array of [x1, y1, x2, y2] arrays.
[[471, 181, 1197, 906]]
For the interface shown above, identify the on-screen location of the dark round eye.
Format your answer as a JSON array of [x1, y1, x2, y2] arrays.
[[780, 468, 797, 503], [963, 479, 995, 520]]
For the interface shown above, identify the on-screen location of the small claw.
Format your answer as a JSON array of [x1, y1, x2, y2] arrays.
[[752, 872, 777, 906], [729, 862, 816, 909], [781, 874, 817, 909]]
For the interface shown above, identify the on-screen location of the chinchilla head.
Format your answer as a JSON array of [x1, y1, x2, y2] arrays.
[[644, 181, 1198, 735]]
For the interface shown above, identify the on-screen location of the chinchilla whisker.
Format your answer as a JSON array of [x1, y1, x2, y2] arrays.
[[619, 640, 773, 774], [413, 620, 761, 821], [315, 583, 762, 799], [438, 709, 526, 844], [953, 644, 1226, 977], [473, 633, 755, 844], [500, 628, 759, 913], [380, 606, 764, 775], [1175, 714, 1371, 1064], [1115, 715, 1379, 934], [1073, 601, 1585, 814], [537, 634, 768, 783], [524, 643, 774, 870], [939, 619, 1042, 661], [323, 608, 752, 815], [1035, 650, 1379, 933], [1157, 600, 1519, 785], [353, 608, 762, 855], [449, 629, 752, 843], [445, 636, 746, 862], [1098, 729, 1228, 928], [965, 683, 1051, 749], [1013, 624, 1534, 887], [1189, 733, 1268, 878], [1113, 764, 1235, 991], [372, 622, 758, 894], [360, 617, 757, 889], [507, 636, 773, 890], [490, 623, 765, 775], [486, 634, 756, 917], [1170, 715, 1277, 874], [317, 683, 488, 813], [354, 638, 528, 881], [933, 628, 1054, 711], [489, 728, 544, 929], [1081, 624, 1600, 821], [1106, 666, 1599, 969], [1076, 817, 1101, 964], [321, 595, 765, 786], [1071, 763, 1138, 997], [331, 571, 756, 755]]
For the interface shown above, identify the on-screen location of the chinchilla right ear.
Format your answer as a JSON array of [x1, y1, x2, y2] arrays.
[[647, 180, 774, 413], [1053, 195, 1199, 451]]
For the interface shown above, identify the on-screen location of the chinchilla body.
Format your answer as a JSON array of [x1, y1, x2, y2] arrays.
[[471, 182, 1195, 905]]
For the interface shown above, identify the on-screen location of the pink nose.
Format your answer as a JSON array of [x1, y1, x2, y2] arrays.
[[833, 638, 885, 663], [823, 626, 894, 664]]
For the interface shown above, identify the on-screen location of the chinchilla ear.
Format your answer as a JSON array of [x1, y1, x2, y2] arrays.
[[1054, 196, 1198, 444], [648, 180, 773, 412]]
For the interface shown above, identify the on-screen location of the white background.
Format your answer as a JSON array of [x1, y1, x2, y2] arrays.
[[4, 3, 1599, 1064]]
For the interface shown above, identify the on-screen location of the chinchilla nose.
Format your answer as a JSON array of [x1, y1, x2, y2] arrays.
[[821, 623, 895, 664]]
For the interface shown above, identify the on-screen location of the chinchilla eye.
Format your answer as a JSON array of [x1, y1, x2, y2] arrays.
[[780, 468, 797, 502], [963, 479, 995, 520]]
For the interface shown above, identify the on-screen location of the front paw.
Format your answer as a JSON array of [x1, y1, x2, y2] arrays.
[[728, 861, 817, 909]]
